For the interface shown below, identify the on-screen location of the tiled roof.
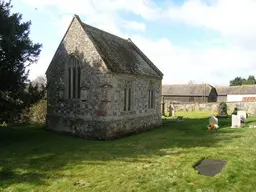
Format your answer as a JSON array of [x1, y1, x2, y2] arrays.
[[77, 16, 163, 78], [162, 84, 214, 96], [216, 85, 256, 95]]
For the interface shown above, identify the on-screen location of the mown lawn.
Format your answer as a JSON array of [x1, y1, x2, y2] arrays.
[[1, 112, 256, 192]]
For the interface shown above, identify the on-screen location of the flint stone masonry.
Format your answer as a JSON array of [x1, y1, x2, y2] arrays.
[[46, 15, 163, 140], [163, 101, 256, 115]]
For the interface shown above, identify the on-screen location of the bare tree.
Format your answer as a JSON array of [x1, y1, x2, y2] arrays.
[[188, 80, 196, 84], [32, 75, 47, 87]]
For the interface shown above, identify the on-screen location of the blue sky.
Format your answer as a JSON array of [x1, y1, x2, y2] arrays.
[[11, 0, 256, 85]]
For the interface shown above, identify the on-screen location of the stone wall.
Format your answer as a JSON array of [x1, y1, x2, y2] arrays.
[[47, 114, 161, 140], [46, 16, 162, 140], [217, 95, 227, 102], [47, 74, 162, 140], [163, 101, 256, 115], [164, 96, 209, 104]]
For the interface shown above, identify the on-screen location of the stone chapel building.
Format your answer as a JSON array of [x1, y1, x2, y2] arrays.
[[46, 15, 163, 139]]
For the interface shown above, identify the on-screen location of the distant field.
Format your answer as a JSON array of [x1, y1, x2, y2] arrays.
[[1, 112, 256, 191]]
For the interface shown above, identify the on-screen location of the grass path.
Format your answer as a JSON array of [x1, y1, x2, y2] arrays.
[[1, 112, 256, 191]]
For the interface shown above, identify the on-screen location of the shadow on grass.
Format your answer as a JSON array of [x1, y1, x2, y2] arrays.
[[0, 116, 250, 188], [0, 44, 252, 189], [0, 167, 46, 188]]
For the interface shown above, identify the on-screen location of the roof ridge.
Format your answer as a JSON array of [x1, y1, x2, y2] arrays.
[[82, 24, 163, 78], [162, 84, 210, 86], [241, 84, 256, 87], [82, 22, 128, 43], [74, 14, 162, 78]]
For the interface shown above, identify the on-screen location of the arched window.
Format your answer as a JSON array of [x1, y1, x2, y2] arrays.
[[68, 55, 80, 99], [148, 81, 155, 109], [123, 80, 132, 111]]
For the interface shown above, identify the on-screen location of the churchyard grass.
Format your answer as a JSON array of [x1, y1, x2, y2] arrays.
[[1, 112, 256, 191]]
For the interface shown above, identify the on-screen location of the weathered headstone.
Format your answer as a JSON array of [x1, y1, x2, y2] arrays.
[[237, 111, 247, 119], [231, 115, 241, 128], [168, 103, 175, 117], [171, 105, 175, 117], [209, 115, 218, 125]]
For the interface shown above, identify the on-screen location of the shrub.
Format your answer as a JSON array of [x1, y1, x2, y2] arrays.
[[21, 99, 47, 124], [232, 107, 239, 115], [29, 99, 47, 124], [0, 121, 8, 127], [217, 101, 228, 116]]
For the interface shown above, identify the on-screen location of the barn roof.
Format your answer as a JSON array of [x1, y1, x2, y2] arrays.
[[216, 85, 256, 95], [76, 15, 163, 78], [162, 84, 214, 96]]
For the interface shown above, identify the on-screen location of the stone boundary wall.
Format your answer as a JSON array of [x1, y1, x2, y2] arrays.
[[166, 102, 256, 115]]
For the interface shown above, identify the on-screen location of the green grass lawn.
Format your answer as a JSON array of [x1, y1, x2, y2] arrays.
[[1, 112, 256, 192]]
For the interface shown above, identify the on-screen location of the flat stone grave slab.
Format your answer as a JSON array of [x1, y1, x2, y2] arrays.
[[194, 159, 227, 177]]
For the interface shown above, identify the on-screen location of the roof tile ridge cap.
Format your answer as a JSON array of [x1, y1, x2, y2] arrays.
[[127, 38, 163, 77], [242, 84, 256, 87], [163, 84, 186, 86], [216, 85, 229, 87]]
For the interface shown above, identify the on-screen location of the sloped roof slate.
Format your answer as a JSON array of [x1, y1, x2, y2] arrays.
[[162, 84, 214, 96], [78, 17, 163, 78], [216, 85, 256, 95]]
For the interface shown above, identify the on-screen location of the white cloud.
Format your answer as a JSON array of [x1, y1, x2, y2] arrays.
[[121, 20, 146, 32], [20, 0, 256, 85], [28, 51, 53, 80], [131, 35, 256, 85], [23, 0, 256, 42], [21, 0, 160, 20], [22, 0, 95, 15], [165, 0, 256, 47], [52, 14, 73, 36]]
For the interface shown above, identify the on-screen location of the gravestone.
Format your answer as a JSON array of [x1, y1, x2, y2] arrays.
[[209, 115, 218, 125], [168, 103, 175, 117], [237, 111, 247, 119], [231, 115, 241, 128]]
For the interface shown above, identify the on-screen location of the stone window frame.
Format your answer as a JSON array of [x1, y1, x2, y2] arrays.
[[148, 89, 154, 109], [66, 54, 81, 99], [148, 80, 156, 109], [124, 81, 133, 111], [119, 76, 136, 114]]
